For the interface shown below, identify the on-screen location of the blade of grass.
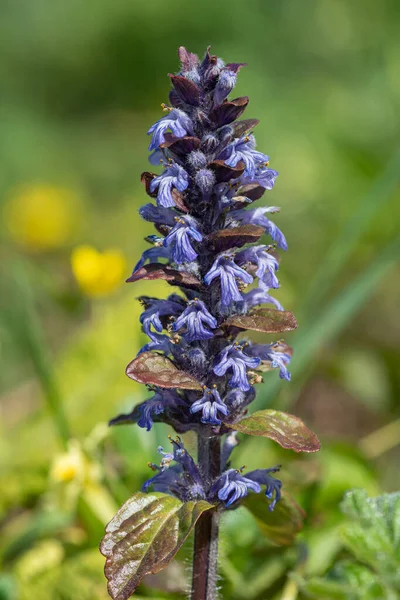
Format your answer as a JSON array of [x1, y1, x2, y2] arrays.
[[257, 235, 400, 409], [299, 146, 400, 315], [1, 261, 70, 446]]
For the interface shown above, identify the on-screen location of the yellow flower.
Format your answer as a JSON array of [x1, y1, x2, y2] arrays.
[[51, 440, 85, 483], [71, 245, 127, 297], [4, 184, 79, 251]]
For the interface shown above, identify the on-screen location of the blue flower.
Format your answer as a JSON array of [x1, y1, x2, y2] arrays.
[[137, 394, 165, 431], [213, 342, 261, 391], [133, 245, 171, 272], [149, 163, 190, 208], [268, 349, 291, 381], [173, 298, 217, 342], [213, 63, 246, 105], [214, 68, 237, 105], [248, 342, 292, 381], [246, 466, 282, 510], [190, 387, 228, 425], [204, 254, 253, 306], [212, 468, 261, 507], [241, 163, 279, 190], [148, 108, 194, 151], [237, 245, 280, 288], [242, 279, 284, 311], [164, 216, 202, 264], [159, 436, 204, 490], [137, 334, 171, 356], [230, 206, 287, 250], [139, 203, 177, 227], [140, 296, 184, 342], [142, 463, 183, 495], [137, 389, 183, 431], [219, 135, 270, 179]]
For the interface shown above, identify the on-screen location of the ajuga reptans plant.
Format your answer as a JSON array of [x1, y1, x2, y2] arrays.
[[100, 47, 320, 600]]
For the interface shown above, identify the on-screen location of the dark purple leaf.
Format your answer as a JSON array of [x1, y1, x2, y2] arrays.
[[232, 119, 260, 138], [178, 46, 200, 72], [201, 46, 217, 71], [224, 409, 321, 453], [141, 172, 157, 198], [207, 225, 264, 252], [126, 264, 201, 289], [225, 62, 247, 73], [169, 75, 200, 106], [223, 308, 298, 333], [243, 492, 305, 545], [168, 89, 185, 109], [161, 135, 201, 157], [109, 405, 141, 426], [109, 402, 190, 432], [100, 492, 214, 600], [208, 159, 245, 183], [126, 352, 203, 391], [210, 96, 249, 127]]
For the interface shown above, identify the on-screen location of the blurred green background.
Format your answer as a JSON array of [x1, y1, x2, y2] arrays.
[[1, 0, 399, 598]]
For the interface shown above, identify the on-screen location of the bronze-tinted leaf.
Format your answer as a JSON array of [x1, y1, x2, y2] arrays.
[[126, 264, 201, 289], [126, 352, 203, 390], [100, 492, 214, 600], [224, 409, 321, 453], [161, 135, 201, 157], [141, 172, 157, 198], [207, 225, 264, 252], [232, 118, 260, 138], [223, 308, 298, 334], [243, 492, 305, 545], [169, 74, 200, 106], [208, 159, 246, 183], [210, 96, 249, 127], [171, 188, 189, 213], [238, 183, 266, 202]]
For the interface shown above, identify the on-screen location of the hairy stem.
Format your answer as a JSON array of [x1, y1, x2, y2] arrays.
[[191, 432, 221, 600]]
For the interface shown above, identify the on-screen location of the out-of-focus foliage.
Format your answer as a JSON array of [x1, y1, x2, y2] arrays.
[[300, 489, 400, 599], [0, 0, 399, 598]]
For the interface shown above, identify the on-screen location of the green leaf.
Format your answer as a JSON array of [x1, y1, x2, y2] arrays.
[[242, 492, 305, 545], [100, 492, 214, 600], [222, 308, 298, 334], [126, 352, 203, 391], [299, 576, 353, 599], [340, 489, 400, 588], [224, 409, 320, 453], [300, 560, 392, 600], [334, 561, 389, 600]]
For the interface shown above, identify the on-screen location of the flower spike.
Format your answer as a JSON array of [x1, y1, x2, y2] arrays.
[[102, 47, 315, 600]]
